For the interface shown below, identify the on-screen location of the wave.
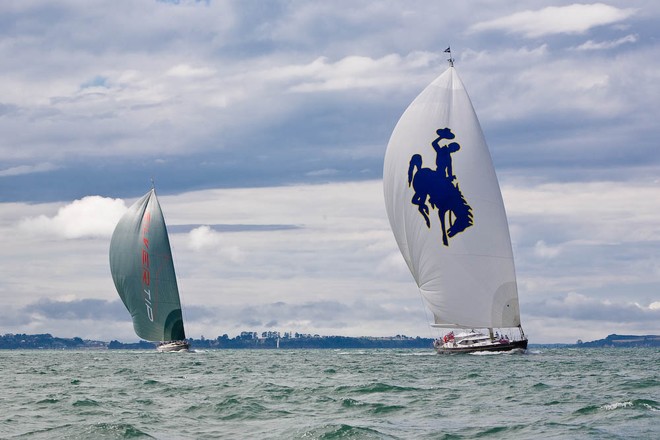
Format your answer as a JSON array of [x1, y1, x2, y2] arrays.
[[601, 399, 659, 412], [340, 398, 405, 414], [300, 423, 395, 439], [397, 351, 436, 357], [3, 348, 657, 439], [621, 377, 660, 390], [335, 382, 419, 394], [72, 398, 100, 407], [16, 422, 154, 439], [577, 399, 659, 414], [88, 423, 154, 439]]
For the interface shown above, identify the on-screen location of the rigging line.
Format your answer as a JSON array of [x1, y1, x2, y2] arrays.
[[417, 292, 436, 341], [170, 235, 191, 340], [168, 220, 187, 305], [159, 193, 190, 340]]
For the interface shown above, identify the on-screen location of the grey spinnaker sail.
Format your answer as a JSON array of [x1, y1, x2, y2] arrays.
[[109, 189, 186, 342]]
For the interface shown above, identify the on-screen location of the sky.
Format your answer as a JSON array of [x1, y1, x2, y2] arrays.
[[1, 0, 658, 344]]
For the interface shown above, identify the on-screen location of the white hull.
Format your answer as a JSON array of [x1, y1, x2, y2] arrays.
[[156, 340, 189, 352], [434, 331, 527, 354]]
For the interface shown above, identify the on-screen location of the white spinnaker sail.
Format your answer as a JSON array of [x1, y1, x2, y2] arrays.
[[383, 67, 521, 329]]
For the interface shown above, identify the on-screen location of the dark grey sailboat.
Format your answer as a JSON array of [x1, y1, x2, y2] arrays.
[[109, 188, 189, 352]]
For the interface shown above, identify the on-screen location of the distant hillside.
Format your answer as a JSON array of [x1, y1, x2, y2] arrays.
[[3, 332, 658, 350], [574, 334, 660, 348], [0, 333, 105, 350], [0, 333, 434, 350]]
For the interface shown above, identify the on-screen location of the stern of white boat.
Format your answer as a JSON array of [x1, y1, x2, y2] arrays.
[[156, 340, 190, 352]]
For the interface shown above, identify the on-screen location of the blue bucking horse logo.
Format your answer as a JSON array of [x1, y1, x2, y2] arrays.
[[408, 127, 473, 246]]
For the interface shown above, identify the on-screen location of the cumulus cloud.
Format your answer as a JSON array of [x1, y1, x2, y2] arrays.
[[18, 196, 127, 239], [0, 49, 439, 165], [166, 64, 216, 78], [504, 181, 660, 243], [284, 52, 438, 92], [188, 225, 222, 250], [2, 177, 659, 343], [469, 3, 636, 38], [187, 225, 245, 262], [305, 168, 339, 177], [533, 240, 562, 258], [574, 33, 638, 50], [461, 47, 646, 126]]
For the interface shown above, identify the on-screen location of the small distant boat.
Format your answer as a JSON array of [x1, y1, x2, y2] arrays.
[[383, 50, 527, 354], [109, 186, 189, 352]]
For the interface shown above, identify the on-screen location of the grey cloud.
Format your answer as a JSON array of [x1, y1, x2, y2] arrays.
[[0, 307, 33, 327], [22, 298, 215, 323], [206, 300, 421, 330], [526, 295, 660, 323], [0, 162, 58, 177], [3, 2, 660, 203], [26, 298, 130, 321], [168, 224, 301, 233], [0, 103, 19, 117]]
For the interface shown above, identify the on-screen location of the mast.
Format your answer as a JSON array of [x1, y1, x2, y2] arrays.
[[444, 46, 454, 67]]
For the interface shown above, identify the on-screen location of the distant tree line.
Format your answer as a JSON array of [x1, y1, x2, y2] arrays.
[[0, 333, 103, 349], [186, 334, 434, 349], [0, 332, 434, 350], [3, 332, 658, 350], [572, 334, 660, 348]]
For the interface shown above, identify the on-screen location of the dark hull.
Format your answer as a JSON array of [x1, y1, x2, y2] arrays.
[[436, 338, 528, 354]]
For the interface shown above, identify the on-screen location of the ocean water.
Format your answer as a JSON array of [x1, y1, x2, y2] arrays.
[[0, 348, 657, 439]]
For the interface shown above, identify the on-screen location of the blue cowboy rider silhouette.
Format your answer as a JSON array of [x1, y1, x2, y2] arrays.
[[408, 127, 473, 246]]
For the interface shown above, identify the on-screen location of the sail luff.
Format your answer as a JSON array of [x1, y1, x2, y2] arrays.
[[384, 66, 521, 329], [109, 189, 186, 342]]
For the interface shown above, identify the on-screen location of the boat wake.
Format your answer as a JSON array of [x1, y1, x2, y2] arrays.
[[398, 351, 437, 357], [469, 348, 528, 356]]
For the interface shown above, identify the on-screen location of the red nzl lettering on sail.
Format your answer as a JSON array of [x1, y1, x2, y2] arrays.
[[140, 211, 154, 322]]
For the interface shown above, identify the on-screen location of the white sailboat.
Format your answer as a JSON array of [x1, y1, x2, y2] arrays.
[[109, 186, 190, 352], [383, 51, 527, 354]]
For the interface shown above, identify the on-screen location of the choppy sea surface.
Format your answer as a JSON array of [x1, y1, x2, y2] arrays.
[[1, 348, 657, 439]]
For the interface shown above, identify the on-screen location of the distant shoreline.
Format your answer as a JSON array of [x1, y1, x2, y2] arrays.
[[0, 333, 434, 350], [1, 333, 658, 350]]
